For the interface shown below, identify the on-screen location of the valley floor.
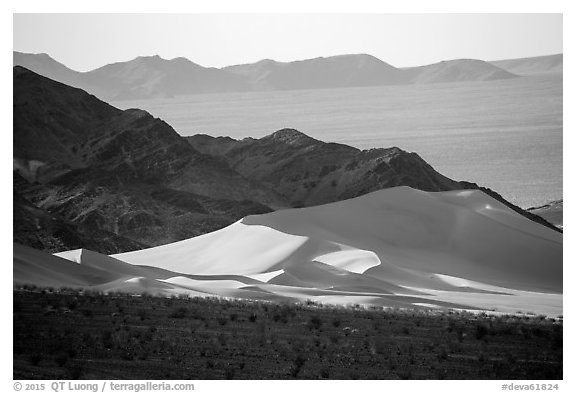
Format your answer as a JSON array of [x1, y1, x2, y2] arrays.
[[13, 288, 562, 380]]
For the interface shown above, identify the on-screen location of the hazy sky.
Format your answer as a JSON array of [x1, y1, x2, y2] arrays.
[[13, 13, 562, 71]]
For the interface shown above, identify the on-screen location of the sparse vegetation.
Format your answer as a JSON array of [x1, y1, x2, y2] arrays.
[[13, 288, 563, 380]]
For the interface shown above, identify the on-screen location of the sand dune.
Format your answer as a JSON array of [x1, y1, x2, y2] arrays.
[[14, 187, 562, 316]]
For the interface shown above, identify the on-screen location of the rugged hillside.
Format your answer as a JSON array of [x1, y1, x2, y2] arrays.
[[490, 53, 563, 76], [188, 130, 462, 207], [14, 66, 283, 204], [15, 52, 519, 99], [14, 66, 558, 254], [14, 67, 281, 252], [13, 173, 144, 254], [187, 130, 560, 233]]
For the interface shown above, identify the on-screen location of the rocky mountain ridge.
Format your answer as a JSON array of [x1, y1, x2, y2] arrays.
[[13, 66, 560, 255]]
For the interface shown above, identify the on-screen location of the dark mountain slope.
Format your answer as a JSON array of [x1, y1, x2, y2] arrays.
[[189, 129, 468, 207], [14, 67, 282, 252], [13, 66, 284, 206], [13, 173, 145, 254], [187, 130, 561, 233]]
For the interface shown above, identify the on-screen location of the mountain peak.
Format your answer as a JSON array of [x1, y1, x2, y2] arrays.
[[134, 54, 164, 62], [263, 128, 319, 146]]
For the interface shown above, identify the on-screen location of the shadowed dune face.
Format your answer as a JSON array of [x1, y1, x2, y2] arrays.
[[14, 187, 562, 316]]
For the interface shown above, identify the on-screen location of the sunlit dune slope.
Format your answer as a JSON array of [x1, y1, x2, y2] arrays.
[[14, 186, 562, 316]]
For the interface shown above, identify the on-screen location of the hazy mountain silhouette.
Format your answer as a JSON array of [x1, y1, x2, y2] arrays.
[[80, 55, 250, 100], [13, 51, 533, 100], [13, 52, 250, 101], [223, 54, 407, 90], [490, 53, 562, 76], [13, 51, 80, 87], [403, 59, 516, 84]]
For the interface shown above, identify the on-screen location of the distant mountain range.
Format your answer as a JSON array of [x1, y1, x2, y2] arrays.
[[13, 66, 559, 254], [490, 53, 563, 76], [13, 51, 562, 101]]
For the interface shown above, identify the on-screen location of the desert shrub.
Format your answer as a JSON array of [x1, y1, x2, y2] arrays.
[[54, 352, 69, 367], [531, 326, 545, 337], [67, 364, 84, 380], [137, 309, 148, 320], [66, 348, 77, 359], [169, 307, 188, 319], [290, 354, 307, 377], [28, 354, 43, 366], [120, 348, 135, 361], [328, 332, 339, 344], [437, 346, 448, 361], [308, 316, 322, 330], [101, 330, 114, 349], [552, 332, 563, 350], [475, 324, 489, 340], [224, 367, 236, 379], [66, 298, 78, 310]]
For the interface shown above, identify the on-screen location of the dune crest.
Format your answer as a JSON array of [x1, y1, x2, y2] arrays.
[[14, 186, 562, 316]]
